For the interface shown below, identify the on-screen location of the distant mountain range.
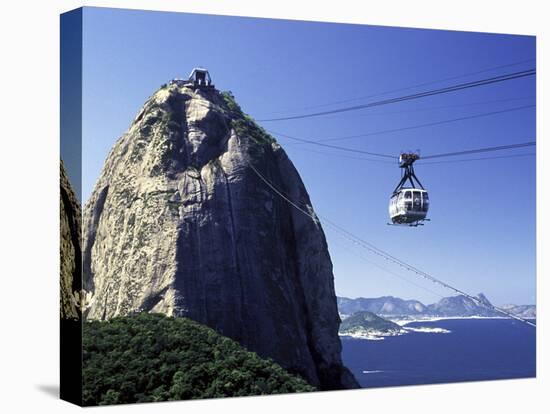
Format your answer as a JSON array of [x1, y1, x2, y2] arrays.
[[337, 296, 427, 316], [337, 294, 536, 319]]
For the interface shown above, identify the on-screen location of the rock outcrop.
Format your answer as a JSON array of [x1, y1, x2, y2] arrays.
[[83, 80, 358, 390], [60, 160, 82, 320]]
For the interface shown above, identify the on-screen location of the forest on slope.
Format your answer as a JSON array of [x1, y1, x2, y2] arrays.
[[83, 313, 315, 405]]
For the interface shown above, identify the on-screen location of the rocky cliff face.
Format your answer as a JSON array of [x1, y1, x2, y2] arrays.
[[60, 161, 82, 320], [83, 80, 358, 390]]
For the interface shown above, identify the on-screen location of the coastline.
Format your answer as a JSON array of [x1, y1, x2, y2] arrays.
[[338, 329, 406, 341], [387, 315, 511, 326], [339, 315, 536, 341]]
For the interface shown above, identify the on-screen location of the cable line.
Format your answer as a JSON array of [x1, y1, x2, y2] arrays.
[[422, 141, 536, 159], [419, 152, 535, 165], [320, 105, 534, 142], [257, 69, 536, 122], [283, 144, 397, 164], [258, 58, 535, 116], [328, 232, 448, 300], [274, 104, 534, 144], [271, 130, 396, 158], [248, 162, 536, 328], [347, 95, 535, 118], [272, 126, 536, 161], [285, 141, 534, 165]]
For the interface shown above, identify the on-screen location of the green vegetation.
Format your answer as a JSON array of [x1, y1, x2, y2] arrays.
[[340, 311, 402, 334], [221, 91, 276, 147], [230, 118, 276, 146], [83, 313, 315, 405], [220, 90, 242, 115]]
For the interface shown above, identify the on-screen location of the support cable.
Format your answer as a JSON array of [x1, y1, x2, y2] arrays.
[[257, 58, 535, 116], [258, 69, 536, 122], [248, 162, 536, 328]]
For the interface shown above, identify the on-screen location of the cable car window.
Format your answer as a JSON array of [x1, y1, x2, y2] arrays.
[[422, 192, 429, 212], [411, 192, 420, 211], [405, 191, 412, 199]]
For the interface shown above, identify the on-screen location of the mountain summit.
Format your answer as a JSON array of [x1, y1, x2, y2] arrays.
[[82, 79, 358, 389]]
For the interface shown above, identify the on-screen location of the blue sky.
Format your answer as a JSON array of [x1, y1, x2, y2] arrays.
[[79, 7, 536, 305]]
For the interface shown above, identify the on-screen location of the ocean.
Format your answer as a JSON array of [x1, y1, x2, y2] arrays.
[[341, 318, 536, 388]]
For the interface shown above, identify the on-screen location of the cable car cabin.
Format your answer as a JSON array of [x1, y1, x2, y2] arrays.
[[389, 188, 429, 225]]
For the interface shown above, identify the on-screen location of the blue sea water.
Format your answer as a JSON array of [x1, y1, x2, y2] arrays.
[[341, 318, 536, 388]]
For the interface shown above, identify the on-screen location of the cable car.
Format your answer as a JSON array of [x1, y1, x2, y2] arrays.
[[388, 153, 430, 226]]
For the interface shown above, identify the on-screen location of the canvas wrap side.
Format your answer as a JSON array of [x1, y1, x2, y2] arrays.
[[60, 7, 83, 407]]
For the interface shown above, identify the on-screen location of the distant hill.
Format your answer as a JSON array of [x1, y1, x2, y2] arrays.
[[427, 293, 499, 317], [500, 304, 536, 318], [339, 311, 403, 338], [338, 296, 427, 317], [82, 313, 315, 406], [338, 294, 535, 319]]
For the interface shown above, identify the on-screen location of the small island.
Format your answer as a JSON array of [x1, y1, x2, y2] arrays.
[[339, 310, 452, 340], [339, 311, 406, 340]]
